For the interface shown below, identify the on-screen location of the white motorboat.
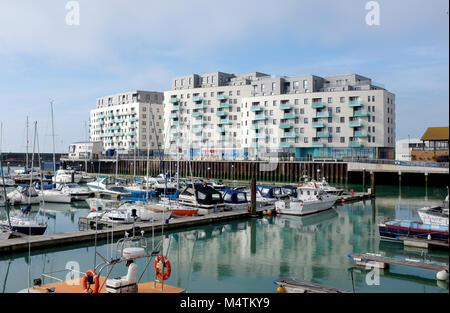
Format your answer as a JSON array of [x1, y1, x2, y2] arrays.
[[177, 184, 225, 215], [119, 201, 173, 222], [301, 177, 345, 196], [7, 185, 42, 205], [275, 185, 338, 216], [418, 193, 449, 226], [52, 169, 82, 184], [0, 178, 15, 187], [57, 183, 92, 200], [39, 189, 72, 203], [221, 189, 249, 211], [87, 176, 131, 197], [0, 205, 47, 235]]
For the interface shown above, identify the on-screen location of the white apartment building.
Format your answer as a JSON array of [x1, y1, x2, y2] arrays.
[[90, 90, 164, 155], [164, 72, 396, 160]]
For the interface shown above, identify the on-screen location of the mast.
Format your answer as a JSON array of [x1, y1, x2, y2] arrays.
[[50, 99, 56, 174], [0, 123, 11, 228], [26, 116, 29, 169]]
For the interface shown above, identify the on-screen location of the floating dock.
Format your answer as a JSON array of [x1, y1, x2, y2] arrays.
[[349, 253, 449, 273], [396, 236, 449, 250], [0, 209, 269, 254], [274, 278, 352, 293]]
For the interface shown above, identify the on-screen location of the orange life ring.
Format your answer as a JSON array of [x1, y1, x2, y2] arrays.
[[298, 182, 303, 187], [82, 269, 100, 293], [154, 255, 171, 281]]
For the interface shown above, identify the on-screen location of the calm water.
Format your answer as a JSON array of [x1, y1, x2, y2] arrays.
[[0, 184, 448, 293]]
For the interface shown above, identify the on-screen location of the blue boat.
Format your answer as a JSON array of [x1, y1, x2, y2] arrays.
[[257, 185, 290, 201], [378, 220, 449, 242], [281, 185, 298, 198], [220, 189, 249, 211]]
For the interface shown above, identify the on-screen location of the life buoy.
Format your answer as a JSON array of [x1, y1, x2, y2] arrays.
[[82, 269, 100, 293], [297, 182, 303, 187], [154, 255, 171, 281]]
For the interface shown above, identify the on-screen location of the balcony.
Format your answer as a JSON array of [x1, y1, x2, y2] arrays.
[[99, 121, 105, 125], [282, 133, 298, 139], [254, 115, 268, 121], [349, 121, 362, 128], [169, 98, 179, 103], [169, 113, 178, 119], [105, 139, 113, 144], [254, 133, 268, 139], [192, 128, 203, 133], [280, 142, 293, 148], [349, 141, 363, 148], [172, 121, 179, 126], [216, 111, 228, 117], [129, 117, 138, 122], [250, 143, 260, 149], [115, 119, 124, 123], [218, 119, 232, 125], [97, 114, 105, 119], [354, 131, 369, 137], [312, 142, 325, 148], [279, 123, 293, 129], [216, 127, 225, 133], [219, 136, 232, 141], [192, 112, 203, 118], [353, 111, 370, 117], [348, 100, 363, 107], [194, 104, 205, 110], [192, 96, 203, 102], [171, 105, 180, 111], [193, 136, 207, 142], [220, 103, 232, 109], [311, 102, 326, 109], [312, 122, 325, 128], [216, 95, 228, 101], [316, 112, 331, 118], [316, 132, 331, 138], [170, 129, 179, 134], [115, 132, 124, 137], [127, 131, 136, 136], [283, 114, 297, 120], [250, 105, 263, 112], [106, 126, 120, 131], [250, 124, 261, 130], [193, 120, 207, 126], [128, 146, 136, 150], [106, 113, 114, 118], [279, 104, 293, 110]]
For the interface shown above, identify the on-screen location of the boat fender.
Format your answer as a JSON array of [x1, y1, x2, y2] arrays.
[[82, 269, 100, 293], [154, 255, 172, 281]]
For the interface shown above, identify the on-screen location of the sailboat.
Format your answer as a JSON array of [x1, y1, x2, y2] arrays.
[[0, 121, 47, 235]]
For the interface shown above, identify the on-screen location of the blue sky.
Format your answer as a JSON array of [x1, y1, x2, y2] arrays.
[[0, 0, 448, 152]]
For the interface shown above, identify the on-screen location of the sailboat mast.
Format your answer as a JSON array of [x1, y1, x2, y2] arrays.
[[26, 116, 29, 169], [50, 100, 56, 174], [0, 123, 12, 228]]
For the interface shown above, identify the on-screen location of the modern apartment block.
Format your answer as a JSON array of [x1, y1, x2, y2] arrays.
[[163, 72, 396, 160], [90, 90, 164, 155]]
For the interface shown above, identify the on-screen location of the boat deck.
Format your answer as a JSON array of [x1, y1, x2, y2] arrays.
[[274, 278, 351, 293], [30, 278, 185, 293]]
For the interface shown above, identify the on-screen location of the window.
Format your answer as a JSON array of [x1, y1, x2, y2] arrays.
[[300, 108, 304, 114], [237, 90, 240, 95], [328, 97, 332, 103], [304, 137, 309, 143], [300, 127, 304, 133], [336, 107, 341, 113], [273, 100, 277, 106], [293, 81, 299, 89], [372, 136, 375, 142], [303, 80, 308, 89], [304, 98, 308, 104], [294, 99, 299, 105], [372, 96, 375, 102], [336, 127, 341, 133], [340, 117, 345, 123], [340, 97, 345, 103], [340, 137, 345, 143], [328, 137, 332, 143], [368, 96, 371, 102], [304, 118, 308, 124]]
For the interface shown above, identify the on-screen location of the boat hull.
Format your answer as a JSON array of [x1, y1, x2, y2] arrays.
[[275, 198, 337, 216], [379, 221, 449, 241]]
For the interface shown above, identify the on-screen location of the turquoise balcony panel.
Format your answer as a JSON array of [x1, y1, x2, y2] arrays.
[[311, 102, 326, 109], [216, 111, 228, 117], [127, 131, 136, 136], [192, 128, 203, 133], [312, 122, 325, 128], [129, 117, 138, 122], [312, 142, 325, 148], [282, 133, 298, 139], [170, 129, 179, 134], [194, 104, 205, 110], [192, 96, 203, 102], [316, 112, 331, 118], [218, 119, 232, 125], [193, 136, 207, 142], [106, 113, 114, 118], [98, 114, 105, 119], [283, 114, 297, 120], [219, 136, 232, 141], [220, 103, 232, 109], [349, 121, 362, 128], [349, 141, 363, 147], [250, 143, 260, 149], [348, 100, 363, 107], [193, 120, 207, 126], [169, 113, 178, 119], [105, 139, 113, 144], [169, 98, 179, 103], [171, 105, 180, 111], [192, 112, 203, 118], [280, 104, 293, 110], [115, 132, 124, 137], [280, 142, 292, 148], [279, 123, 293, 129], [353, 111, 370, 117], [128, 146, 136, 150], [216, 127, 225, 132], [99, 121, 105, 125], [250, 106, 263, 112], [115, 119, 124, 123], [250, 124, 261, 130], [216, 95, 228, 101], [354, 131, 369, 137], [172, 121, 179, 126], [254, 133, 268, 139], [254, 115, 268, 121], [316, 132, 331, 138]]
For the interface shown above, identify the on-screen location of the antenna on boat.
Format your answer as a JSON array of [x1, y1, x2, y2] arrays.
[[49, 99, 57, 175]]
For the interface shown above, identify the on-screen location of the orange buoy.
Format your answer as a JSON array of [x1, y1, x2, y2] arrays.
[[82, 269, 100, 293], [154, 255, 172, 281]]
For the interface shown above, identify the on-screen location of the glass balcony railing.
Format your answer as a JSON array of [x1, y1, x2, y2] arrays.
[[349, 141, 363, 147], [254, 133, 268, 139], [169, 98, 179, 103], [283, 114, 297, 120], [216, 111, 228, 117], [349, 121, 362, 128], [279, 104, 293, 110], [192, 96, 203, 102], [348, 100, 363, 107], [194, 104, 205, 110], [280, 142, 293, 148], [312, 122, 325, 128], [220, 103, 232, 109], [218, 119, 232, 125], [279, 123, 293, 129], [312, 142, 325, 148], [354, 131, 369, 137], [250, 124, 261, 130], [216, 95, 228, 101], [250, 106, 263, 112], [311, 102, 326, 109], [316, 132, 331, 138], [282, 133, 298, 139], [192, 112, 203, 118], [316, 112, 331, 118], [353, 111, 370, 117], [254, 115, 268, 121]]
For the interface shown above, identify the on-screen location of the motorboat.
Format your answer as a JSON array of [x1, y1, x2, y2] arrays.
[[177, 184, 225, 215], [209, 179, 226, 190], [0, 204, 47, 235], [78, 172, 96, 183], [39, 188, 72, 204], [220, 189, 249, 211], [280, 185, 298, 198], [0, 178, 15, 187], [118, 201, 173, 222], [52, 169, 82, 184], [417, 193, 449, 226], [87, 176, 132, 197], [301, 177, 345, 196], [158, 197, 198, 217], [378, 220, 449, 242], [57, 183, 92, 201], [7, 185, 42, 205], [275, 185, 338, 216]]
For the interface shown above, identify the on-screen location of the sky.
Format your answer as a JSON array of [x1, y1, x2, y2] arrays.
[[0, 0, 448, 153]]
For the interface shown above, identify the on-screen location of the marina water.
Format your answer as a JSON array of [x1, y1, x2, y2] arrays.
[[1, 184, 448, 293]]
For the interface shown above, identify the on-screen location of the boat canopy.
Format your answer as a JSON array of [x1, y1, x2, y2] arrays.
[[221, 189, 248, 204], [181, 185, 223, 205]]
